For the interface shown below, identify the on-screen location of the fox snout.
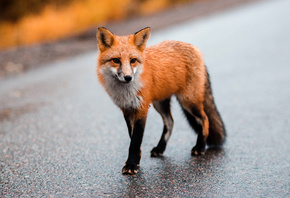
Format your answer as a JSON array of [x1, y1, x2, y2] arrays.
[[117, 72, 133, 83], [115, 64, 133, 83]]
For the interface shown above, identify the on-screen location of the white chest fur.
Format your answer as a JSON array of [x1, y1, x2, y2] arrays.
[[100, 68, 143, 110]]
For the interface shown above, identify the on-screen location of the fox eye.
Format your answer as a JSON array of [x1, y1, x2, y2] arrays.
[[112, 58, 121, 64], [130, 58, 137, 64]]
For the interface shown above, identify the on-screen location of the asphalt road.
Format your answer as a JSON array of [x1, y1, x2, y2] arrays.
[[1, 0, 289, 197]]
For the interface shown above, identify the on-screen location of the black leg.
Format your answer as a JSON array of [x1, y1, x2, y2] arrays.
[[181, 107, 208, 156], [124, 113, 133, 138], [151, 125, 169, 157], [122, 118, 146, 175], [151, 98, 173, 157], [191, 129, 206, 156]]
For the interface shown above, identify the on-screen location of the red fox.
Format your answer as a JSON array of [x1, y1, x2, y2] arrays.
[[96, 27, 226, 175]]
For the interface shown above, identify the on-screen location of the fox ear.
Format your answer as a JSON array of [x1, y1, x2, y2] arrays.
[[97, 27, 114, 51], [134, 27, 151, 51]]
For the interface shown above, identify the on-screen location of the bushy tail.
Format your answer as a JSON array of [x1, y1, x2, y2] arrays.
[[204, 72, 226, 146]]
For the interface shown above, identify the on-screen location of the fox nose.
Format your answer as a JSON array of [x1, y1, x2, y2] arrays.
[[124, 75, 132, 82]]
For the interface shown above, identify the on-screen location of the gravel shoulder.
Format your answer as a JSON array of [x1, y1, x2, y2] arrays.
[[0, 0, 261, 78]]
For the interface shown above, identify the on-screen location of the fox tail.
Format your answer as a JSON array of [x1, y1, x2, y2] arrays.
[[204, 71, 226, 146]]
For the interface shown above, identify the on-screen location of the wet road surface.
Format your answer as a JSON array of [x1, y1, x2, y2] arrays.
[[1, 0, 289, 196]]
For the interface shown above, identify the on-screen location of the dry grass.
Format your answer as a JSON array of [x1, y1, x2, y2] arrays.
[[0, 0, 190, 49]]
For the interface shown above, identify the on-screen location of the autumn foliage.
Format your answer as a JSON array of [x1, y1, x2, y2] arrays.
[[0, 0, 192, 49]]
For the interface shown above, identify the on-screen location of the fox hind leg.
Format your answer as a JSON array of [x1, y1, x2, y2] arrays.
[[151, 98, 174, 157], [178, 97, 209, 156]]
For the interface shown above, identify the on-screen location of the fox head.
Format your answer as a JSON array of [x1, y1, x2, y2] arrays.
[[97, 27, 151, 83]]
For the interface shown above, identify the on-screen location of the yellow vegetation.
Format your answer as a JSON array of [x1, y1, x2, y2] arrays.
[[0, 0, 190, 49], [140, 0, 170, 15]]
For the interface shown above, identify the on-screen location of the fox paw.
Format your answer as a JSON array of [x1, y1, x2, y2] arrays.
[[150, 147, 164, 157], [122, 164, 139, 175], [191, 146, 205, 156]]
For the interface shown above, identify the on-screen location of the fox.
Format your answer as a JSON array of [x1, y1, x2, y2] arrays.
[[96, 27, 226, 175]]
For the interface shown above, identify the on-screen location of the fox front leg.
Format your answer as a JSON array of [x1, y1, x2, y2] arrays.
[[122, 110, 147, 175]]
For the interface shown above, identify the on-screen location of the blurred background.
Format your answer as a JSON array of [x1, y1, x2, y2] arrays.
[[0, 0, 194, 49]]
